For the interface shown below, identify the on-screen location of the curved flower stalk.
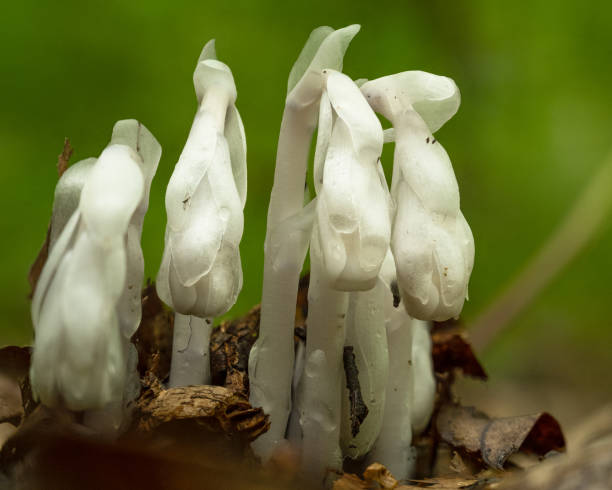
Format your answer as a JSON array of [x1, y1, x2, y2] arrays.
[[248, 25, 360, 462], [156, 40, 246, 388], [361, 72, 474, 321], [366, 250, 416, 480], [30, 133, 149, 415], [411, 320, 435, 434], [298, 233, 349, 483]]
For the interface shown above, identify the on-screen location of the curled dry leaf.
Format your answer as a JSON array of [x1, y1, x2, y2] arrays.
[[435, 404, 565, 470], [432, 320, 487, 379]]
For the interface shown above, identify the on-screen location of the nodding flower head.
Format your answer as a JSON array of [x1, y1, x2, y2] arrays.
[[361, 71, 474, 321], [30, 121, 159, 410], [157, 40, 246, 318], [312, 69, 390, 290]]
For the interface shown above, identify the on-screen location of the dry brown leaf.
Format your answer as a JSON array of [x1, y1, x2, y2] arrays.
[[432, 321, 487, 379], [436, 404, 565, 470]]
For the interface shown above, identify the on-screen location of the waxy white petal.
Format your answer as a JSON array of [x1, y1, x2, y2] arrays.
[[287, 25, 360, 108], [325, 70, 383, 163], [80, 145, 144, 245], [361, 70, 460, 133], [225, 104, 247, 207]]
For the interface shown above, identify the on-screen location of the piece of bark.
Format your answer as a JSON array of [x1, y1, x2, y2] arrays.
[[432, 322, 487, 380], [343, 346, 369, 438], [435, 404, 565, 470], [133, 282, 174, 381], [134, 374, 269, 443]]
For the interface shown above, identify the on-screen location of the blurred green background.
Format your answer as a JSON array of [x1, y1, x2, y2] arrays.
[[1, 1, 611, 429]]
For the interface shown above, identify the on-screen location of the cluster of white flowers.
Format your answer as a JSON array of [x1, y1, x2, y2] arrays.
[[29, 24, 473, 485], [249, 25, 474, 484]]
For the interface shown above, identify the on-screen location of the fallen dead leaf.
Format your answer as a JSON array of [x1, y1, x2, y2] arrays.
[[432, 322, 487, 380], [436, 404, 565, 470]]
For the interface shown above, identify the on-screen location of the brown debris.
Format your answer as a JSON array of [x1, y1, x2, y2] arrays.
[[134, 374, 269, 443], [210, 273, 310, 396], [432, 321, 487, 379], [435, 404, 565, 470], [343, 345, 369, 437], [210, 305, 260, 395], [0, 346, 34, 426], [334, 462, 487, 489], [57, 138, 73, 177], [132, 282, 174, 380]]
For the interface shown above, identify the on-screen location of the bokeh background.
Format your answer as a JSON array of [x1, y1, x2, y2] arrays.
[[1, 1, 611, 434]]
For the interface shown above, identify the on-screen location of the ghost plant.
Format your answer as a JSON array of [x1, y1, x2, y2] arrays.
[[296, 69, 389, 479], [31, 120, 160, 432], [156, 40, 246, 388], [248, 25, 360, 462], [361, 72, 474, 321]]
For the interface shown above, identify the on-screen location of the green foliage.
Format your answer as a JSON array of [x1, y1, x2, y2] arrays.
[[1, 0, 611, 388]]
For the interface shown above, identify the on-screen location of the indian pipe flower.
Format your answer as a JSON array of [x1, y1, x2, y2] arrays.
[[30, 121, 160, 413], [361, 71, 474, 321], [311, 69, 390, 291], [156, 40, 246, 387]]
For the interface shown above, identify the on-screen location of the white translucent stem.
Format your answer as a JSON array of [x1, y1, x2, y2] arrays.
[[169, 313, 212, 387], [367, 311, 415, 480], [299, 257, 348, 484], [249, 104, 316, 461], [340, 283, 389, 459], [411, 320, 436, 434]]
